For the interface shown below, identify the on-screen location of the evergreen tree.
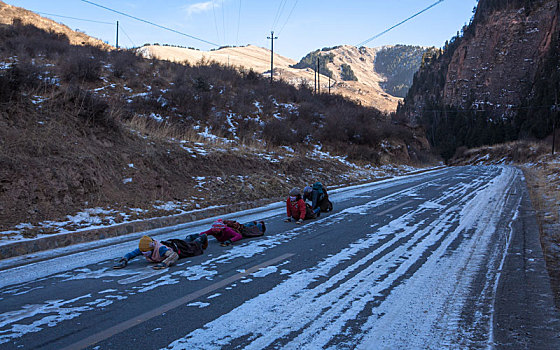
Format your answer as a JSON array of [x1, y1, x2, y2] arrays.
[[340, 64, 358, 81]]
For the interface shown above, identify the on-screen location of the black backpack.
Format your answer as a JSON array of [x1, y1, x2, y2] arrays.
[[319, 192, 333, 212], [224, 220, 266, 238], [241, 221, 266, 238], [161, 239, 204, 258], [305, 203, 317, 219]]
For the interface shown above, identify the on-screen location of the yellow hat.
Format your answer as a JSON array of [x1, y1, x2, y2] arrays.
[[139, 235, 153, 252]]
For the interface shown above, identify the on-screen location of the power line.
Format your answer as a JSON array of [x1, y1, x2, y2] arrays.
[[119, 25, 136, 48], [211, 0, 221, 45], [221, 0, 226, 44], [236, 0, 242, 45], [278, 0, 299, 36], [272, 0, 288, 31], [80, 0, 219, 47], [357, 0, 444, 47], [36, 11, 113, 25]]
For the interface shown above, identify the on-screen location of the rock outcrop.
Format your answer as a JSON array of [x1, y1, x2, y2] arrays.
[[401, 0, 559, 120], [444, 1, 558, 109]]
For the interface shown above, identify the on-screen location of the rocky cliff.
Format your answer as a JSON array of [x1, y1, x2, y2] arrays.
[[443, 0, 558, 110], [405, 0, 559, 116], [399, 0, 560, 158]]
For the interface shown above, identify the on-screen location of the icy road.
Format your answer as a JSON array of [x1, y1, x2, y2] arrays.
[[0, 166, 559, 349]]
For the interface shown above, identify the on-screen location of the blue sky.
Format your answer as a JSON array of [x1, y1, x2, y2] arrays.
[[5, 0, 479, 59]]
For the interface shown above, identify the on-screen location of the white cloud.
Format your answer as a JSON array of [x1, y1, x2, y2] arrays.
[[184, 1, 217, 16]]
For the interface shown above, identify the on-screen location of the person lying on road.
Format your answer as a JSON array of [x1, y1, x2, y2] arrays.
[[113, 234, 208, 269], [200, 219, 243, 247]]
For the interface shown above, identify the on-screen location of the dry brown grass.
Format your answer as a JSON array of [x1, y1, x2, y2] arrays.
[[125, 115, 190, 142], [0, 1, 112, 49], [451, 140, 553, 165], [522, 158, 560, 307]]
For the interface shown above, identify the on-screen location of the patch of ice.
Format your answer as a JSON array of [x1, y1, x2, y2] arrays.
[[187, 302, 210, 308], [253, 266, 277, 278]]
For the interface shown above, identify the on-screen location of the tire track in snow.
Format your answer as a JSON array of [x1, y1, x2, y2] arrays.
[[164, 167, 513, 349], [277, 169, 505, 349], [357, 167, 518, 349], [0, 171, 447, 344], [0, 167, 500, 346]]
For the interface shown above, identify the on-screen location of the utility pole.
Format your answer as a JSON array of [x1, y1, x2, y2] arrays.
[[267, 31, 278, 84], [116, 21, 119, 49], [554, 93, 558, 155], [329, 76, 331, 94], [553, 118, 556, 155], [317, 56, 320, 94], [314, 67, 317, 94]]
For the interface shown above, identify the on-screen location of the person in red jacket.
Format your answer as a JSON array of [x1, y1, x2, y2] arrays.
[[200, 219, 243, 246], [285, 187, 313, 225]]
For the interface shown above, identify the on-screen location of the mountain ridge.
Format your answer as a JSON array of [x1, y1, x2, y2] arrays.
[[139, 44, 410, 113]]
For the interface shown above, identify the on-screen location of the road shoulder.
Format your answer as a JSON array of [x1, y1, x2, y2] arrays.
[[494, 178, 560, 349]]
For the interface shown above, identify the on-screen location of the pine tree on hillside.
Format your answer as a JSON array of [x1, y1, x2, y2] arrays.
[[340, 64, 358, 81]]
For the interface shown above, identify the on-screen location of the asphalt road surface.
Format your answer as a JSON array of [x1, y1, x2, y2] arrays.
[[1, 166, 559, 349]]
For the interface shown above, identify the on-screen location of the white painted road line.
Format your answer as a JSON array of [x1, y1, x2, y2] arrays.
[[377, 200, 415, 216], [61, 253, 295, 350]]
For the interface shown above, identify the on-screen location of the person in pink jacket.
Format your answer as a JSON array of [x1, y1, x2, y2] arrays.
[[201, 219, 243, 246]]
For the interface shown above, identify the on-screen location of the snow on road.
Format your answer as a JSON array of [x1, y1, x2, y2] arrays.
[[164, 166, 518, 349], [0, 166, 523, 349]]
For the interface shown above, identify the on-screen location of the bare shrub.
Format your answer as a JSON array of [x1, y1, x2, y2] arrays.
[[319, 111, 350, 144], [244, 69, 260, 81], [60, 49, 101, 82], [0, 74, 10, 103], [231, 87, 256, 117], [263, 118, 299, 145], [111, 50, 138, 78], [0, 20, 69, 58], [453, 146, 468, 159], [336, 144, 381, 163], [128, 87, 168, 116], [63, 86, 119, 130], [0, 61, 42, 102]]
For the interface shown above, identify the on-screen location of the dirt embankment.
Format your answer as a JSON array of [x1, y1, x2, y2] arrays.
[[523, 158, 560, 308], [0, 12, 435, 241]]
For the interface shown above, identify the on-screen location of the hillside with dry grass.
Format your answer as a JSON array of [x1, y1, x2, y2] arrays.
[[0, 0, 111, 49], [0, 17, 435, 240], [139, 44, 405, 113], [0, 0, 421, 114]]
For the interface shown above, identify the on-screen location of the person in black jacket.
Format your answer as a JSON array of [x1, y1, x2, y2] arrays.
[[303, 182, 333, 213]]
